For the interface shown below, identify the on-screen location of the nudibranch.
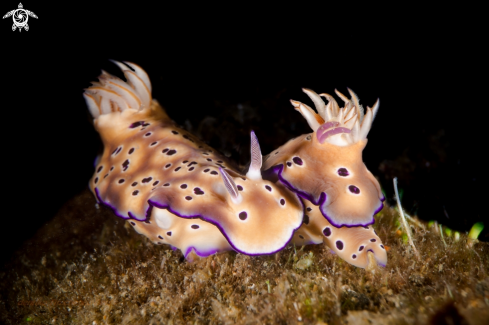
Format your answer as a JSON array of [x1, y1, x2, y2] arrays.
[[84, 61, 304, 259], [292, 199, 387, 268], [263, 88, 384, 228]]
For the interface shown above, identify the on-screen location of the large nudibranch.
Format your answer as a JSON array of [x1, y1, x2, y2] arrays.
[[84, 61, 304, 258], [263, 88, 385, 228]]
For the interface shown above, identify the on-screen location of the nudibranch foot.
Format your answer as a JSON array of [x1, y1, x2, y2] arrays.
[[263, 88, 383, 227], [292, 199, 387, 269], [86, 61, 304, 257]]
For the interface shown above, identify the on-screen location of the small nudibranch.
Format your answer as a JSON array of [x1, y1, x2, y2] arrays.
[[84, 61, 304, 257], [263, 88, 384, 228], [292, 199, 387, 268]]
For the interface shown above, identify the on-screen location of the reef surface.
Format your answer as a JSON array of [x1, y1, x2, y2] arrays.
[[0, 188, 488, 324]]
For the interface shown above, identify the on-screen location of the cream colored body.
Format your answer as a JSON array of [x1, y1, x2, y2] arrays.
[[292, 199, 387, 268], [86, 63, 303, 257]]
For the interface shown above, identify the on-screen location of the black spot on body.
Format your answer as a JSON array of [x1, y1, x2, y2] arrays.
[[380, 245, 385, 249], [162, 148, 169, 153], [352, 254, 357, 259], [104, 174, 108, 179], [359, 245, 365, 251], [207, 158, 212, 161], [171, 130, 178, 134], [132, 190, 139, 196], [167, 149, 177, 155], [130, 222, 136, 226], [336, 240, 344, 250], [153, 181, 159, 186], [191, 225, 199, 229], [306, 207, 312, 212], [97, 166, 103, 173], [292, 157, 303, 165], [183, 160, 188, 164], [239, 212, 247, 220], [131, 182, 138, 187], [163, 183, 170, 186], [142, 177, 153, 183], [210, 171, 218, 175], [180, 184, 187, 189], [150, 142, 157, 146], [185, 196, 192, 200], [110, 166, 114, 171], [165, 163, 171, 168], [122, 159, 130, 171], [323, 227, 331, 237], [158, 235, 163, 239], [237, 185, 243, 191], [167, 231, 172, 236], [144, 132, 152, 137], [217, 160, 223, 163], [299, 235, 304, 239], [189, 167, 195, 171], [370, 238, 376, 242], [128, 148, 135, 154], [286, 162, 292, 167], [265, 185, 272, 192], [280, 199, 285, 206], [349, 185, 360, 194], [118, 179, 125, 184], [94, 177, 98, 184], [129, 121, 143, 128], [203, 169, 210, 173], [338, 168, 349, 177], [175, 167, 181, 172], [364, 226, 369, 229], [194, 187, 204, 195], [303, 215, 309, 225]]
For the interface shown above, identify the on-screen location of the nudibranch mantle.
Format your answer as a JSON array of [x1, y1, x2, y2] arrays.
[[263, 88, 384, 228], [86, 62, 304, 256]]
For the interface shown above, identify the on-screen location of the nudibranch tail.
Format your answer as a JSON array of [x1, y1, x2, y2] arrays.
[[262, 88, 383, 227], [86, 62, 305, 257], [293, 200, 387, 269]]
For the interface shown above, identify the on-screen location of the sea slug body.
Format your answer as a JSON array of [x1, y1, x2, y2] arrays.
[[85, 61, 303, 259], [84, 62, 387, 268]]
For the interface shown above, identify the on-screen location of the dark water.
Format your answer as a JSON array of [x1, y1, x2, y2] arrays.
[[2, 4, 485, 266]]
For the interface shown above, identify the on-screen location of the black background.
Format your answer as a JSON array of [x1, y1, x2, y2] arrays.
[[1, 3, 485, 266]]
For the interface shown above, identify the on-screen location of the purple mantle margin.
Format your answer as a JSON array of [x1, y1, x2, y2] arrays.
[[263, 164, 384, 228], [94, 187, 305, 256]]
